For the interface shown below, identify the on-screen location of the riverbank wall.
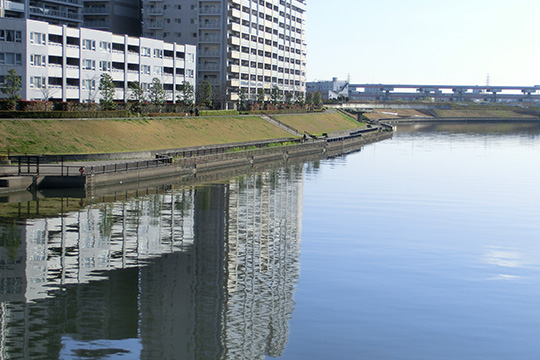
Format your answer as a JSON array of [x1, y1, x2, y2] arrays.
[[379, 117, 540, 125], [85, 131, 392, 189]]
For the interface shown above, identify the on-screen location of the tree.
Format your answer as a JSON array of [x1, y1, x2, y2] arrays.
[[177, 81, 194, 108], [99, 73, 116, 110], [270, 85, 281, 106], [284, 91, 293, 106], [237, 88, 247, 111], [314, 91, 323, 107], [148, 77, 165, 110], [305, 92, 314, 107], [1, 69, 22, 110], [294, 91, 305, 106], [257, 87, 265, 104], [129, 81, 145, 113], [199, 81, 213, 108]]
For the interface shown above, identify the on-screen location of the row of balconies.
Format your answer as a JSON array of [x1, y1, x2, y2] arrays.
[[82, 6, 110, 14], [29, 6, 83, 21], [3, 0, 25, 12]]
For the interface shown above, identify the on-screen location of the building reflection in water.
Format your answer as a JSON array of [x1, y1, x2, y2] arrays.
[[0, 165, 303, 359]]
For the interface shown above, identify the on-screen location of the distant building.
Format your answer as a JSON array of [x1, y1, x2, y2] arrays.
[[82, 0, 142, 37], [0, 0, 141, 36], [306, 77, 349, 100], [141, 0, 307, 109], [0, 0, 83, 28], [0, 18, 196, 103]]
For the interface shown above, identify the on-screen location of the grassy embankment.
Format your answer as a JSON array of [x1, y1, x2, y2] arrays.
[[273, 112, 364, 135], [0, 112, 364, 155], [363, 107, 537, 121]]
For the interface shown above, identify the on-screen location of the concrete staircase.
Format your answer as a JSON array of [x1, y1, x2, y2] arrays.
[[260, 115, 303, 137]]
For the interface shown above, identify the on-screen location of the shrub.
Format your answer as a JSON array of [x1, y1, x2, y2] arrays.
[[198, 109, 239, 116], [19, 100, 53, 112], [0, 110, 130, 119]]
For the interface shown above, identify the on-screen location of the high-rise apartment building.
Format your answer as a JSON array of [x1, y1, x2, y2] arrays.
[[0, 0, 83, 28], [82, 0, 142, 37], [142, 0, 307, 109], [0, 0, 141, 36]]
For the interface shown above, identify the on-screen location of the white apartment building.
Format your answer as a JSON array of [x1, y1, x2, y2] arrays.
[[0, 18, 196, 103], [142, 0, 307, 108]]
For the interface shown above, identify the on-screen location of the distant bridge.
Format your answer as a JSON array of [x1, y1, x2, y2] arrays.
[[348, 84, 540, 102]]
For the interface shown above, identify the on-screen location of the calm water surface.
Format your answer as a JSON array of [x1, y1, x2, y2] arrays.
[[1, 123, 539, 359]]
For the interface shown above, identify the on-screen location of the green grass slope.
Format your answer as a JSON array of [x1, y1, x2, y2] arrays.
[[273, 112, 364, 134], [0, 116, 292, 155]]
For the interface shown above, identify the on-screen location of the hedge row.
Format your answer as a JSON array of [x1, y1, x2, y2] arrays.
[[0, 110, 130, 119], [198, 109, 240, 116]]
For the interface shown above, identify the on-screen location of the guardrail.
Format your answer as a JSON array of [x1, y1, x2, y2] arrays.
[[87, 157, 173, 175]]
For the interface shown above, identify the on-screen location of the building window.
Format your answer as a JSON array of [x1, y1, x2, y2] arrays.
[[82, 59, 96, 70], [0, 53, 22, 65], [186, 69, 194, 78], [99, 41, 112, 52], [82, 79, 96, 90], [0, 30, 22, 43], [153, 48, 163, 58], [154, 66, 163, 75], [82, 39, 96, 51], [30, 32, 46, 45], [99, 60, 111, 71], [30, 54, 46, 67], [141, 65, 151, 74], [141, 47, 151, 57], [29, 76, 46, 88]]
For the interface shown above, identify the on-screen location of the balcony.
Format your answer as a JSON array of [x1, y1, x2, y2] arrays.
[[200, 7, 220, 15], [229, 8, 240, 20], [84, 20, 110, 28], [228, 22, 241, 33], [228, 36, 240, 46], [44, 0, 83, 7], [199, 64, 220, 71], [228, 79, 240, 87], [200, 35, 221, 43], [83, 6, 110, 14], [199, 50, 220, 57], [4, 1, 25, 12], [147, 20, 164, 29], [199, 22, 220, 29], [228, 64, 240, 74], [228, 50, 240, 59], [29, 6, 83, 21], [147, 7, 163, 15]]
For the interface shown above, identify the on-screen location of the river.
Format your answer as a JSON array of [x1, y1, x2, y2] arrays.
[[0, 123, 539, 359]]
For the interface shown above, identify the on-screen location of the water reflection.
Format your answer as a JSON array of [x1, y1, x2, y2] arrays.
[[0, 166, 303, 359]]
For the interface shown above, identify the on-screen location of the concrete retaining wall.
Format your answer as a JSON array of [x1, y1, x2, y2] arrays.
[[88, 131, 393, 188]]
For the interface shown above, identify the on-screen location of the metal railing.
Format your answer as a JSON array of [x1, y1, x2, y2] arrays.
[[88, 156, 173, 175]]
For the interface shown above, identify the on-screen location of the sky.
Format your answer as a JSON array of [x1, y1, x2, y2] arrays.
[[306, 0, 540, 86]]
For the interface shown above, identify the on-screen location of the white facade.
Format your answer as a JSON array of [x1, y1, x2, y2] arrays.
[[0, 18, 196, 103], [142, 0, 307, 108]]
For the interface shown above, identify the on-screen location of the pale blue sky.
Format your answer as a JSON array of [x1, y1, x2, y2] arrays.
[[306, 0, 540, 86]]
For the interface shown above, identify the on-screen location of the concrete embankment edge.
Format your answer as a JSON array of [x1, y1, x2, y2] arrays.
[[88, 132, 392, 189]]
